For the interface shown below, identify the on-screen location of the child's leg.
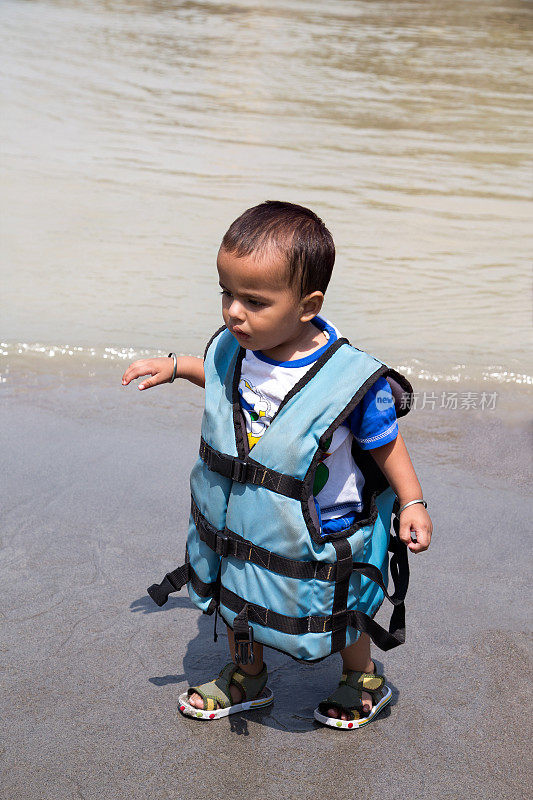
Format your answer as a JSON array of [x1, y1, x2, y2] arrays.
[[325, 632, 374, 720], [188, 626, 265, 709]]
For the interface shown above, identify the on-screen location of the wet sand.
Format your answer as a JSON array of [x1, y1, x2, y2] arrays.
[[1, 367, 531, 800]]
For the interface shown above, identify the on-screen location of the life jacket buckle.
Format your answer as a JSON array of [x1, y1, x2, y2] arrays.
[[234, 624, 254, 665], [230, 457, 248, 483], [215, 532, 230, 557]]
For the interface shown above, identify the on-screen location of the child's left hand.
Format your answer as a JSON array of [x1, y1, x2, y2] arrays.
[[398, 505, 432, 554]]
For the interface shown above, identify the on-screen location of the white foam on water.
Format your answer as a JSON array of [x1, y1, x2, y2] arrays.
[[1, 340, 531, 388]]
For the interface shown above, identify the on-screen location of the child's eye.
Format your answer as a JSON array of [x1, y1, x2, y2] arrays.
[[247, 299, 264, 308], [220, 289, 232, 298]]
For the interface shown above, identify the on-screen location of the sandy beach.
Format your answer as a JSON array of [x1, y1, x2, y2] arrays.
[[1, 2, 532, 795], [1, 361, 531, 800]]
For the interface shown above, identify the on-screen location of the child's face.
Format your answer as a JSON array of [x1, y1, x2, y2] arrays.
[[217, 246, 312, 357]]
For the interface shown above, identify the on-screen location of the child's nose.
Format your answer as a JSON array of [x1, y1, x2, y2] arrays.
[[228, 298, 245, 321]]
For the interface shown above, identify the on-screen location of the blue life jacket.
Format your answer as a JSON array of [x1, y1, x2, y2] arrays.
[[148, 326, 413, 664]]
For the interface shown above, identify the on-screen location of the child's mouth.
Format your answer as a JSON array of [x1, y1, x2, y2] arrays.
[[232, 327, 250, 340]]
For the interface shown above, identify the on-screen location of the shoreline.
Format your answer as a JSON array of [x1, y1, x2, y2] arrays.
[[3, 350, 532, 429], [2, 339, 532, 392]]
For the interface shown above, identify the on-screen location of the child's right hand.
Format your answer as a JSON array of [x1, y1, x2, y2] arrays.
[[121, 357, 174, 390]]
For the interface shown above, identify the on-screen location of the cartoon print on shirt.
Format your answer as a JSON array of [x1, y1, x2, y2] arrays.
[[238, 378, 273, 449]]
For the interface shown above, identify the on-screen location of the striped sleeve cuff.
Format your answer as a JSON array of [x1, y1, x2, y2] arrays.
[[354, 419, 398, 450]]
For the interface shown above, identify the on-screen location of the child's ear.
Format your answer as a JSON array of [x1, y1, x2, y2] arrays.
[[299, 291, 324, 322]]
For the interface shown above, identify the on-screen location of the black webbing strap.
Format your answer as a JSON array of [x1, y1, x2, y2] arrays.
[[147, 562, 216, 607], [233, 604, 255, 665], [388, 515, 410, 602], [330, 539, 353, 653], [191, 497, 407, 605], [220, 585, 405, 652], [199, 438, 303, 500]]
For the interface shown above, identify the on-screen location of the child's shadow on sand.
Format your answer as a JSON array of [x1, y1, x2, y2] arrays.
[[130, 593, 398, 734]]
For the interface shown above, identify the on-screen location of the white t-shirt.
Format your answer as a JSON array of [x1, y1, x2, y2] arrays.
[[238, 317, 366, 523]]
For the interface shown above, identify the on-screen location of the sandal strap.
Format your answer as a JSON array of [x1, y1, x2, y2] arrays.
[[229, 665, 268, 701], [187, 662, 268, 710], [187, 678, 232, 710], [318, 669, 386, 720], [340, 669, 385, 695]]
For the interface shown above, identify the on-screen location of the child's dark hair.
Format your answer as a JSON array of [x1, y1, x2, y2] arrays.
[[221, 201, 335, 298]]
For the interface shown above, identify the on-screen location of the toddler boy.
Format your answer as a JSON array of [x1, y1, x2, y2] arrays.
[[122, 201, 432, 727]]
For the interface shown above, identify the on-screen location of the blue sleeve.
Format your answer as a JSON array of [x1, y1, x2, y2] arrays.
[[347, 376, 398, 450]]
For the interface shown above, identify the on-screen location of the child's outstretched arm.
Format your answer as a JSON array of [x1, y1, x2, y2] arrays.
[[121, 355, 205, 390], [369, 432, 432, 554]]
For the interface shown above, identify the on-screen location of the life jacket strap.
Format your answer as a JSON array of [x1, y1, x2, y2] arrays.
[[233, 604, 255, 665], [146, 562, 217, 607], [199, 438, 303, 500], [388, 515, 410, 603], [220, 586, 405, 653], [191, 496, 408, 605]]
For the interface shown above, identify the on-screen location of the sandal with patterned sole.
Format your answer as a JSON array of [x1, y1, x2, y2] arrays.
[[314, 668, 392, 729], [178, 662, 274, 720]]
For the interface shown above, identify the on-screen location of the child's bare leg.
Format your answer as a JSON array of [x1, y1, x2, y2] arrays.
[[326, 632, 374, 720], [188, 627, 264, 709]]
